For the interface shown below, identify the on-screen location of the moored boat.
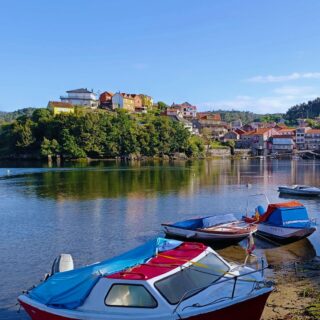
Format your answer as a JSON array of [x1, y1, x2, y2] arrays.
[[18, 238, 272, 320], [243, 201, 317, 243], [162, 214, 257, 244], [278, 185, 320, 196]]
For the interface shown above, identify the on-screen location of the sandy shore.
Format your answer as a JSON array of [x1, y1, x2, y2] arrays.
[[218, 240, 319, 320], [262, 258, 320, 320]]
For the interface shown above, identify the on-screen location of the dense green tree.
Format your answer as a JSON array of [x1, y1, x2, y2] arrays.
[[285, 98, 320, 123], [0, 108, 204, 159], [40, 137, 61, 157]]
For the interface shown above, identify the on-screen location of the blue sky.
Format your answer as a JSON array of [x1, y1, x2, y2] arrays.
[[1, 0, 320, 113]]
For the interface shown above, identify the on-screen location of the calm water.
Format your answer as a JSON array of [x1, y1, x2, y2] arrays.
[[1, 159, 320, 319]]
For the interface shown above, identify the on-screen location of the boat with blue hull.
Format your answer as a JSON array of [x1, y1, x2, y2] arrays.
[[162, 214, 257, 244], [243, 201, 317, 243]]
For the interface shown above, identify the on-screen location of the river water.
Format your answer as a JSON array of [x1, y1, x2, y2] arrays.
[[0, 159, 319, 319]]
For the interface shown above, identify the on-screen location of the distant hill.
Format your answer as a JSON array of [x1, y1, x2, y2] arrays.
[[285, 97, 320, 123], [0, 108, 37, 122], [208, 109, 284, 124]]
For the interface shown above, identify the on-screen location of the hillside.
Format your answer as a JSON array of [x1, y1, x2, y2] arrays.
[[208, 109, 283, 124], [285, 97, 320, 123], [0, 108, 37, 122]]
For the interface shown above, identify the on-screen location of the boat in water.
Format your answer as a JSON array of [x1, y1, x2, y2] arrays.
[[18, 238, 272, 320], [243, 201, 317, 243], [162, 214, 257, 244], [278, 185, 320, 196]]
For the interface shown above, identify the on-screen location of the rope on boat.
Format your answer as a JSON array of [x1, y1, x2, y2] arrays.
[[157, 253, 268, 283]]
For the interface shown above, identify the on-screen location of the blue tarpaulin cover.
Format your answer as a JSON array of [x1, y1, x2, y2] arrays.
[[29, 238, 182, 309], [172, 214, 237, 230], [266, 206, 312, 228]]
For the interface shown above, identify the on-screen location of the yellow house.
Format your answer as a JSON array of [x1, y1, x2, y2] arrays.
[[48, 101, 75, 115]]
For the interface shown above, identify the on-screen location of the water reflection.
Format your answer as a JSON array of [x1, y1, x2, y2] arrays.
[[1, 159, 320, 319]]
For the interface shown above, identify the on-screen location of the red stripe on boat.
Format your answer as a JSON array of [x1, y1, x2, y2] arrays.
[[107, 242, 207, 280], [19, 300, 77, 320]]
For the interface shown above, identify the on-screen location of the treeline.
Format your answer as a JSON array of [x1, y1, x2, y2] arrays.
[[0, 107, 36, 123], [212, 110, 283, 124], [0, 109, 205, 159], [285, 98, 320, 123]]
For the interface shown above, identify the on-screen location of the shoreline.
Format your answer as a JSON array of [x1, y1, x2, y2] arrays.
[[262, 258, 320, 320]]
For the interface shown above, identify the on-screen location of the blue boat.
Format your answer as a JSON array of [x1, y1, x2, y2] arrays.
[[243, 201, 317, 243]]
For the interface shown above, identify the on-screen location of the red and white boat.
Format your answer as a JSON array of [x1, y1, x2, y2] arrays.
[[19, 238, 272, 320]]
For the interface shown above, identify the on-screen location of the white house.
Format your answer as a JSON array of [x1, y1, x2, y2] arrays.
[[60, 88, 98, 108]]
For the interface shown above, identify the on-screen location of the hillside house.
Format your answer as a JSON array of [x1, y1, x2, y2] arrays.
[[223, 130, 240, 142], [231, 119, 243, 130], [99, 91, 114, 109], [304, 129, 320, 150], [296, 127, 311, 150], [60, 88, 98, 108], [172, 102, 197, 119], [269, 136, 294, 154], [240, 128, 277, 155], [112, 93, 135, 112], [47, 101, 75, 115]]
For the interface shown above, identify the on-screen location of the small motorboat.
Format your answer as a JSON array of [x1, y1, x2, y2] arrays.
[[243, 201, 317, 243], [278, 185, 320, 196], [18, 238, 272, 320], [162, 214, 257, 244]]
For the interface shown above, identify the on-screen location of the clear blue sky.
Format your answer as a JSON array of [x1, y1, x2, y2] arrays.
[[1, 0, 320, 113]]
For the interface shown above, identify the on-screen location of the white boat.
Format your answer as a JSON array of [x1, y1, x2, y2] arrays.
[[278, 185, 320, 196], [162, 214, 257, 245], [18, 238, 272, 320], [243, 201, 317, 243]]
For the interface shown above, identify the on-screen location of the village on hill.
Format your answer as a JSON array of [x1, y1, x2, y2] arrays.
[[46, 88, 320, 157]]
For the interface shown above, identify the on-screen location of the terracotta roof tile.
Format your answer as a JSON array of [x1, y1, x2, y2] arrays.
[[48, 101, 74, 108]]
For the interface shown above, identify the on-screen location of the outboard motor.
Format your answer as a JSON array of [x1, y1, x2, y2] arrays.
[[51, 254, 74, 275]]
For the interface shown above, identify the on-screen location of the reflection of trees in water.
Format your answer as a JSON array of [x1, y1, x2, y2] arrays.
[[28, 165, 194, 200], [12, 160, 320, 200]]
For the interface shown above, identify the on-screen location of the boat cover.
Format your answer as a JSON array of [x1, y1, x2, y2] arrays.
[[259, 201, 312, 228], [29, 238, 182, 309], [172, 214, 238, 230]]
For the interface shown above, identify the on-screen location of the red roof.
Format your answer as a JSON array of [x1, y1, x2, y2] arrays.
[[197, 113, 221, 121], [107, 242, 206, 280], [306, 129, 320, 134], [99, 91, 114, 102], [235, 128, 246, 135], [48, 101, 74, 108], [277, 128, 295, 132], [242, 128, 272, 136]]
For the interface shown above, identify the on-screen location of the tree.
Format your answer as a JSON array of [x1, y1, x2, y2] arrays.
[[40, 137, 60, 157], [61, 129, 86, 159], [12, 118, 35, 150]]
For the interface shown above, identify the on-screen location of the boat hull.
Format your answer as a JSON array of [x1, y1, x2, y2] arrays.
[[162, 225, 252, 244], [19, 300, 75, 320], [19, 291, 271, 320], [278, 187, 320, 196], [184, 291, 271, 320], [256, 223, 316, 243]]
